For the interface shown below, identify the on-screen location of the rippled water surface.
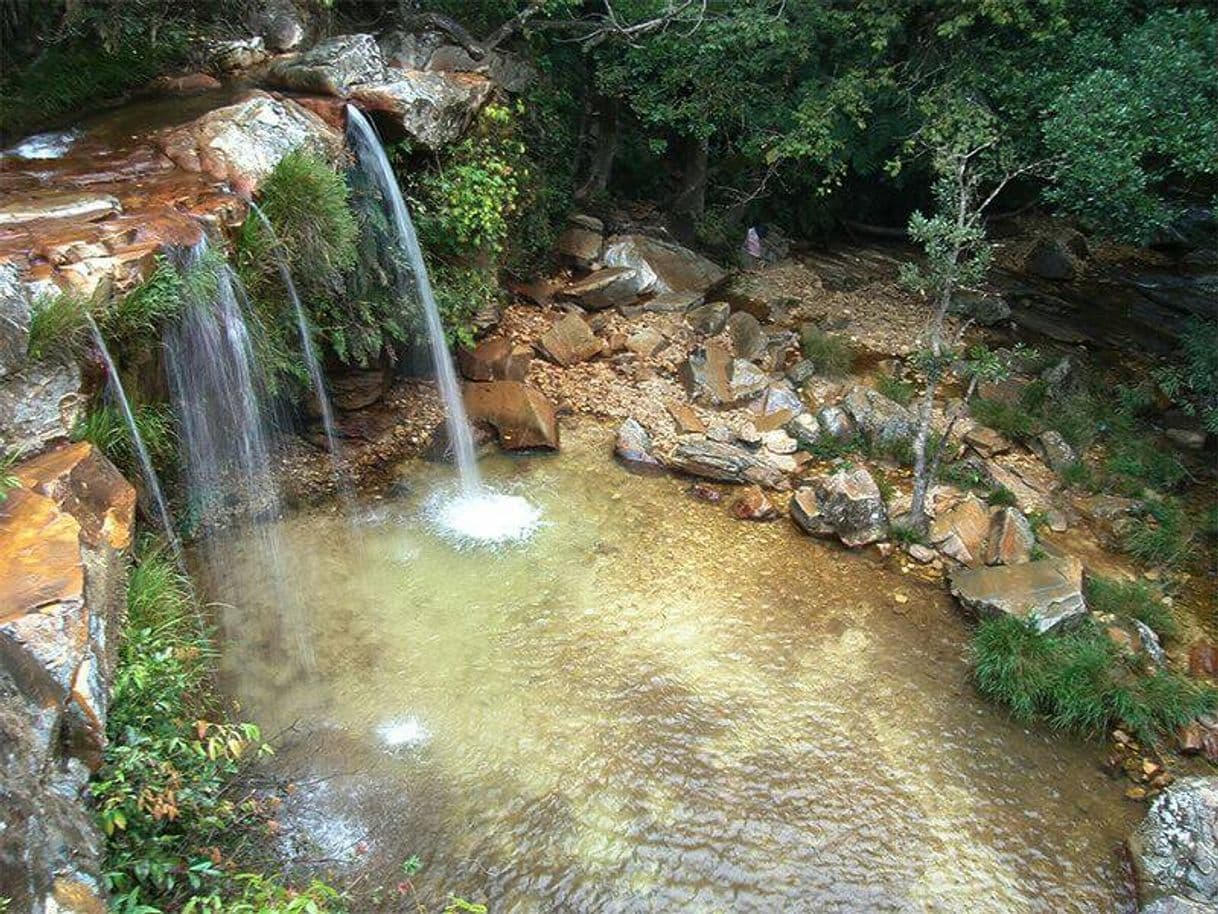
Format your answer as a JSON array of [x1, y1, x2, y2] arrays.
[[206, 421, 1137, 912]]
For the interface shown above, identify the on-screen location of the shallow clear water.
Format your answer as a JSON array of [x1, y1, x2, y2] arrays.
[[207, 421, 1137, 913]]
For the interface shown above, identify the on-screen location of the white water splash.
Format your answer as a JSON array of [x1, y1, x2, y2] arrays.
[[5, 128, 80, 160], [425, 486, 542, 548], [377, 716, 432, 750]]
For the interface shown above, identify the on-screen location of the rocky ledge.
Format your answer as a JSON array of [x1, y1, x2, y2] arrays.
[[0, 442, 135, 914]]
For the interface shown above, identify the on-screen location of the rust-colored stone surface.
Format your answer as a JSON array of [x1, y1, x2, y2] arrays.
[[464, 381, 559, 450], [16, 441, 136, 550], [0, 487, 84, 623]]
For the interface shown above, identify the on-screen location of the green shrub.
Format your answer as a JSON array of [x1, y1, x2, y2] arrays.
[[970, 397, 1038, 440], [93, 546, 344, 913], [1155, 318, 1218, 435], [73, 403, 177, 476], [972, 615, 1216, 741], [1105, 437, 1188, 493], [1060, 459, 1097, 491], [799, 326, 854, 377], [875, 374, 915, 406], [940, 459, 989, 491], [27, 291, 92, 360], [890, 523, 926, 546], [1085, 576, 1177, 640], [1124, 498, 1194, 567]]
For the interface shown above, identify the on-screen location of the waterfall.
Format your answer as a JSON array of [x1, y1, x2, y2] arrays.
[[164, 241, 280, 520], [85, 314, 182, 564], [345, 105, 482, 493], [247, 201, 348, 490], [163, 237, 314, 668]]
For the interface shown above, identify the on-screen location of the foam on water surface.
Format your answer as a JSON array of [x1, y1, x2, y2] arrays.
[[425, 486, 543, 548]]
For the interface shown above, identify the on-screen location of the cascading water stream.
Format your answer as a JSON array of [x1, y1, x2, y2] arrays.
[[85, 314, 183, 565], [163, 237, 314, 668], [247, 201, 350, 497], [345, 105, 541, 546], [344, 106, 481, 492]]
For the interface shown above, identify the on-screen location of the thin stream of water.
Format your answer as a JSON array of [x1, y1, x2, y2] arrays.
[[85, 314, 182, 564], [345, 106, 481, 493]]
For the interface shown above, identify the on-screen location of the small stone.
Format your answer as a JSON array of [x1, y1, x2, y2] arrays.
[[625, 328, 666, 358], [907, 543, 936, 564], [706, 424, 735, 444], [687, 483, 722, 503], [737, 421, 762, 446], [1126, 786, 1148, 801], [761, 429, 797, 455], [666, 401, 706, 434], [894, 592, 909, 604], [1046, 509, 1068, 533], [730, 485, 779, 521]]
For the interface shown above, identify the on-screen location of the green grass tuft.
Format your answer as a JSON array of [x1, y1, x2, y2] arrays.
[[889, 523, 926, 546], [970, 397, 1038, 440], [985, 485, 1018, 507], [73, 403, 177, 476], [972, 615, 1216, 742], [102, 258, 185, 343], [0, 449, 20, 502], [799, 326, 855, 377], [875, 374, 915, 406], [1124, 498, 1194, 567], [1085, 575, 1177, 640], [27, 291, 92, 361]]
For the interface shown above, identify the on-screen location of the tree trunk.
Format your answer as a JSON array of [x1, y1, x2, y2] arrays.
[[669, 134, 708, 243], [576, 97, 618, 200]]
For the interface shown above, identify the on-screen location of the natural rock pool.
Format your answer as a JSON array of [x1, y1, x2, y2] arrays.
[[204, 422, 1138, 912]]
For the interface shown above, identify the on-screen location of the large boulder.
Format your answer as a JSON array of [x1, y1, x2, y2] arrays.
[[791, 467, 888, 547], [537, 313, 601, 367], [264, 33, 386, 95], [843, 386, 915, 446], [157, 91, 341, 189], [554, 215, 604, 268], [929, 495, 992, 566], [248, 0, 308, 51], [1129, 777, 1218, 911], [680, 343, 769, 407], [615, 418, 661, 470], [558, 267, 639, 311], [667, 437, 787, 489], [349, 71, 494, 149], [727, 310, 765, 360], [1024, 236, 1079, 281], [463, 382, 558, 451], [457, 337, 530, 382], [948, 556, 1086, 633], [0, 360, 83, 457], [0, 263, 30, 377], [0, 443, 134, 914], [602, 234, 726, 297]]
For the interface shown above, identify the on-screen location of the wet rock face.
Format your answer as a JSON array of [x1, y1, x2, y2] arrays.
[[157, 91, 341, 189], [0, 443, 134, 914], [463, 381, 558, 451], [791, 467, 888, 547], [1129, 777, 1218, 910], [0, 263, 31, 377], [0, 360, 83, 456], [948, 556, 1086, 633], [615, 418, 662, 470]]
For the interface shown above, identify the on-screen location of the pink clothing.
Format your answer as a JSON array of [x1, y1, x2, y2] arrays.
[[744, 227, 762, 258]]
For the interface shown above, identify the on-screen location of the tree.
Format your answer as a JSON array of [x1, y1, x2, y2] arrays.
[[896, 94, 1046, 531]]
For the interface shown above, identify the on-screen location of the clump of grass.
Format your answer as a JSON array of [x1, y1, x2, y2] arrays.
[[1105, 437, 1188, 493], [27, 291, 92, 360], [1124, 498, 1194, 567], [802, 434, 864, 461], [101, 258, 184, 343], [1085, 576, 1177, 640], [875, 374, 915, 406], [125, 541, 194, 633], [799, 325, 854, 377], [972, 615, 1216, 742], [940, 459, 989, 492], [986, 485, 1018, 507], [73, 403, 177, 476], [1060, 459, 1097, 491], [970, 397, 1038, 440]]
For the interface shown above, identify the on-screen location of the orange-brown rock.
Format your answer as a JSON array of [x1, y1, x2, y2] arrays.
[[731, 485, 779, 521], [464, 381, 559, 450], [458, 337, 531, 382], [536, 313, 601, 367], [930, 495, 992, 566], [1189, 642, 1218, 680], [16, 442, 135, 550]]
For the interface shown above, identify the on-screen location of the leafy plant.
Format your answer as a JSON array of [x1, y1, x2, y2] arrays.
[[972, 615, 1216, 742], [889, 523, 926, 546], [93, 545, 343, 913], [1155, 318, 1218, 436], [102, 257, 186, 343], [0, 450, 20, 502], [985, 485, 1018, 507]]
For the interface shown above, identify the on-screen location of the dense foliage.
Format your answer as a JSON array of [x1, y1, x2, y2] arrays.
[[93, 545, 345, 913]]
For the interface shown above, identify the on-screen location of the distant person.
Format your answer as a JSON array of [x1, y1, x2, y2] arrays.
[[742, 224, 763, 270]]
